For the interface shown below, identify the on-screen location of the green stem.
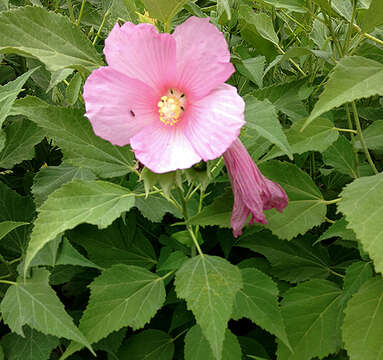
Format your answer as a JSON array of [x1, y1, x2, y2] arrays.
[[351, 101, 379, 174], [333, 127, 358, 134], [323, 11, 343, 57], [92, 9, 111, 45], [323, 198, 342, 205], [67, 0, 76, 22], [187, 226, 203, 257], [329, 268, 345, 279], [353, 24, 383, 47], [177, 188, 203, 257], [345, 103, 360, 177], [275, 44, 306, 76], [279, 9, 308, 31], [76, 0, 86, 26], [343, 0, 357, 55], [0, 280, 17, 286], [325, 217, 336, 224]]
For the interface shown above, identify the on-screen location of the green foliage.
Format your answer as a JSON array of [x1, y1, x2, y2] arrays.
[[260, 161, 327, 239], [0, 7, 102, 73], [25, 179, 136, 273], [0, 269, 93, 353], [62, 264, 166, 358], [118, 329, 174, 360], [11, 96, 135, 178], [277, 280, 343, 360], [338, 173, 383, 274], [2, 327, 59, 360], [304, 56, 383, 129], [232, 268, 290, 349], [343, 276, 383, 359], [0, 1, 383, 359], [141, 0, 187, 24], [175, 255, 242, 360], [245, 96, 292, 159], [184, 326, 242, 360]]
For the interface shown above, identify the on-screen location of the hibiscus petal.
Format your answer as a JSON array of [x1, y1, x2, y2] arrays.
[[183, 84, 245, 161], [262, 177, 289, 212], [130, 123, 201, 173], [173, 17, 235, 99], [83, 67, 158, 146], [104, 23, 177, 90]]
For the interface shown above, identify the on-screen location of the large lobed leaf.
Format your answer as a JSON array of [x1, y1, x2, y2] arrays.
[[343, 277, 383, 360], [232, 268, 291, 349], [259, 161, 327, 239], [11, 96, 135, 178], [61, 264, 166, 358], [0, 269, 93, 353], [338, 173, 383, 274], [175, 255, 242, 360], [277, 279, 343, 360], [303, 56, 383, 129], [24, 180, 136, 274], [0, 6, 103, 73]]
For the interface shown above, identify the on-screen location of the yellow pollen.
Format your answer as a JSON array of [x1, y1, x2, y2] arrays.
[[158, 93, 185, 126]]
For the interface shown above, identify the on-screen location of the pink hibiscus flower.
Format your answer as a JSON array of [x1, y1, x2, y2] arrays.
[[83, 17, 245, 173], [223, 139, 288, 237]]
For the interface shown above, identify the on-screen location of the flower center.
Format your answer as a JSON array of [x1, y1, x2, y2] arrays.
[[158, 89, 185, 126]]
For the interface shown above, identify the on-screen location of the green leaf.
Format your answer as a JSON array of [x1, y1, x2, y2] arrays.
[[135, 191, 182, 223], [323, 136, 358, 178], [246, 12, 279, 45], [55, 238, 102, 269], [217, 0, 231, 20], [0, 182, 34, 255], [342, 261, 373, 303], [303, 56, 383, 130], [184, 326, 242, 360], [245, 97, 292, 159], [62, 265, 166, 358], [65, 72, 82, 105], [188, 190, 233, 228], [315, 217, 356, 244], [69, 223, 157, 269], [237, 56, 265, 88], [2, 326, 59, 360], [25, 179, 136, 274], [252, 79, 309, 121], [238, 233, 331, 282], [238, 5, 277, 61], [0, 221, 28, 241], [0, 7, 102, 73], [263, 0, 306, 12], [141, 0, 187, 23], [0, 69, 37, 151], [338, 173, 383, 274], [232, 268, 290, 350], [175, 255, 242, 360], [0, 118, 45, 169], [360, 0, 383, 32], [118, 330, 174, 360], [355, 120, 383, 151], [0, 69, 35, 126], [11, 97, 134, 178], [343, 277, 383, 360], [263, 117, 339, 161], [32, 164, 96, 207], [0, 268, 93, 353], [277, 279, 343, 360], [259, 161, 326, 240]]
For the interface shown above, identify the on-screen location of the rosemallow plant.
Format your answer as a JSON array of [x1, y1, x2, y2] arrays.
[[223, 139, 288, 237], [83, 16, 245, 173]]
